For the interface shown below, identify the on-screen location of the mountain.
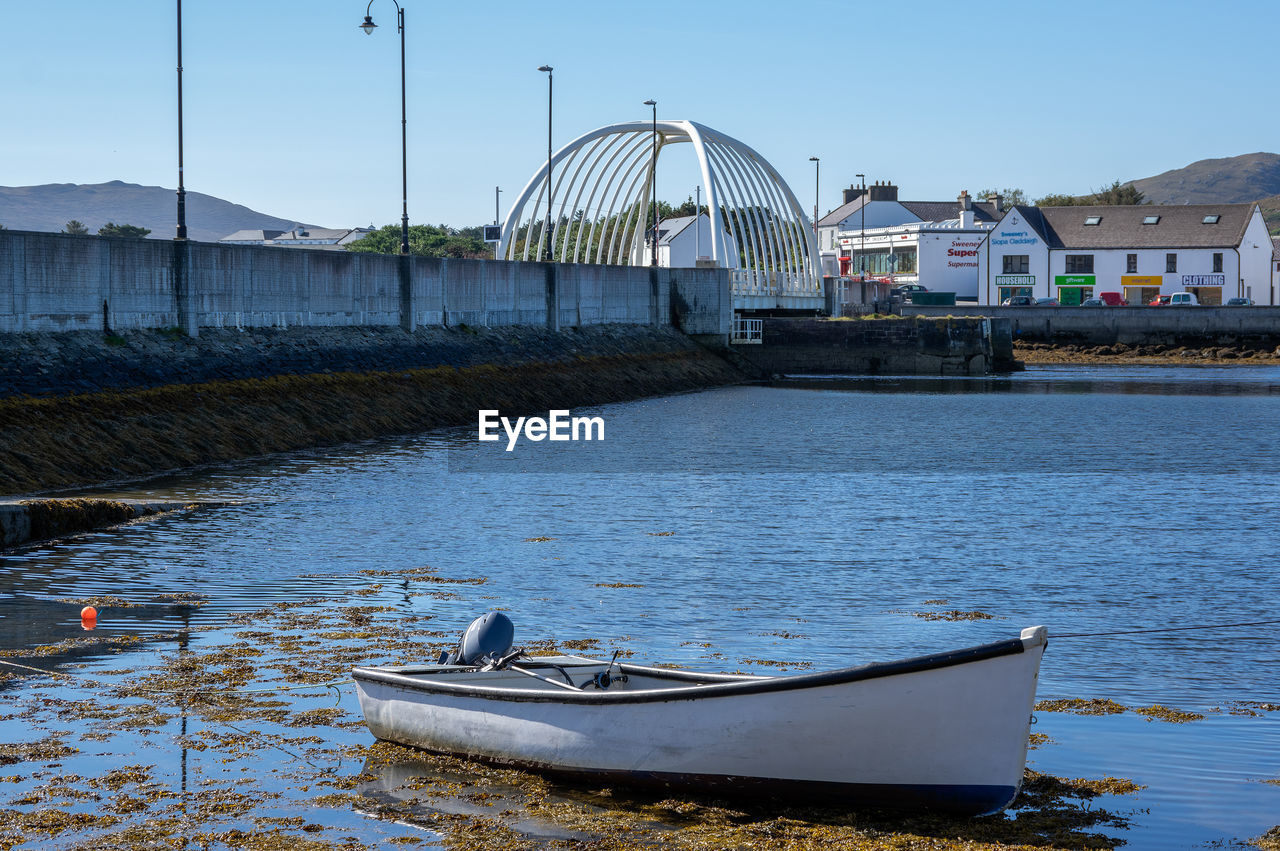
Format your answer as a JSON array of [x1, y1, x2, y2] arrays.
[[0, 181, 316, 243], [1126, 152, 1280, 206], [1256, 194, 1280, 234]]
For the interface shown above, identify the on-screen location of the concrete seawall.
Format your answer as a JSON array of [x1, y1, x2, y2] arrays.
[[905, 304, 1280, 347], [0, 229, 730, 337], [0, 499, 215, 550], [0, 325, 745, 496], [727, 317, 1015, 376]]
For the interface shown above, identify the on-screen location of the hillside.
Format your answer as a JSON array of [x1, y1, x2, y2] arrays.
[[1127, 152, 1280, 206], [0, 181, 316, 243], [1257, 194, 1280, 234]]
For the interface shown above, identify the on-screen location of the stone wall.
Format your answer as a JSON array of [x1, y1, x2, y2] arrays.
[[727, 316, 1012, 376], [0, 324, 746, 495], [905, 304, 1280, 347]]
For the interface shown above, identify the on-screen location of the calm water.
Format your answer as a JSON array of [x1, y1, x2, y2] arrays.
[[2, 363, 1278, 848]]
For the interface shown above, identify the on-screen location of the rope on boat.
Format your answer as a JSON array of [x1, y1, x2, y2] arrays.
[[1057, 617, 1280, 638]]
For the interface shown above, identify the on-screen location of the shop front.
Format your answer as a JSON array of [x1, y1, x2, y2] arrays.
[[1122, 275, 1162, 306], [1055, 275, 1095, 306], [995, 275, 1035, 302], [1182, 274, 1225, 305]]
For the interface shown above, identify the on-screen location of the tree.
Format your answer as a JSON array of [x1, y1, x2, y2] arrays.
[[1035, 180, 1146, 207], [98, 222, 151, 238], [1090, 179, 1146, 206], [1034, 193, 1083, 207], [345, 224, 489, 258], [979, 188, 1028, 207], [63, 220, 90, 235]]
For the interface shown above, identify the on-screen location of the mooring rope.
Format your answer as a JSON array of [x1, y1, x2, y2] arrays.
[[1056, 617, 1280, 638]]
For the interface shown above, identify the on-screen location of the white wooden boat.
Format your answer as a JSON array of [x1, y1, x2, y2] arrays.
[[352, 624, 1048, 816]]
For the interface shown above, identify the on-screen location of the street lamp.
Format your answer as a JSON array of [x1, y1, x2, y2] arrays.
[[175, 0, 186, 240], [494, 185, 502, 260], [808, 156, 819, 242], [856, 173, 866, 278], [359, 0, 410, 255], [538, 65, 553, 261], [643, 99, 658, 266]]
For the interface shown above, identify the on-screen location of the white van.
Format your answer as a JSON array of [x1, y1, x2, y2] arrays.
[[1169, 292, 1199, 306]]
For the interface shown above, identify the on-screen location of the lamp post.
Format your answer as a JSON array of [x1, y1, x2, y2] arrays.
[[643, 99, 658, 266], [856, 173, 866, 279], [808, 156, 819, 242], [494, 186, 502, 259], [175, 0, 186, 240], [359, 1, 410, 255], [538, 65, 553, 261]]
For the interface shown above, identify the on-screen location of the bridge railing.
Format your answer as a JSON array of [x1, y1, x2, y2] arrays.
[[730, 317, 763, 344]]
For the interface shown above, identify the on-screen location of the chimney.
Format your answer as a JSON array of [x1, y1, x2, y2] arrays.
[[842, 185, 866, 205], [958, 189, 975, 228], [992, 193, 1004, 214], [868, 181, 898, 202]]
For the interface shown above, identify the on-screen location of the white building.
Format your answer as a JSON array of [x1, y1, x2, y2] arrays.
[[833, 214, 995, 301], [219, 226, 373, 250], [816, 183, 1002, 278], [1272, 236, 1279, 303], [976, 204, 1273, 305], [635, 213, 739, 269]]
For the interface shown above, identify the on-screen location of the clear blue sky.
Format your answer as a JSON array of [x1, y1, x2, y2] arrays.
[[4, 0, 1276, 230]]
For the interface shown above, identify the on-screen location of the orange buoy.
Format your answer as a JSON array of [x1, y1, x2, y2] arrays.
[[81, 606, 97, 620]]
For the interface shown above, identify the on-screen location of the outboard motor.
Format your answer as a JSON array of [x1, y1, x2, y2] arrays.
[[438, 612, 515, 666]]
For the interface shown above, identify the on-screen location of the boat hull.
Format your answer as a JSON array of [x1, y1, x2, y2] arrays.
[[353, 626, 1047, 816]]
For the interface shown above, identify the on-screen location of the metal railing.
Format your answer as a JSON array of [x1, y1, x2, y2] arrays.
[[730, 317, 763, 344]]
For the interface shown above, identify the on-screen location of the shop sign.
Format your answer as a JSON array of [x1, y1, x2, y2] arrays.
[[1122, 275, 1162, 287], [1054, 275, 1095, 287], [1182, 274, 1225, 287], [995, 275, 1035, 285], [991, 230, 1038, 247]]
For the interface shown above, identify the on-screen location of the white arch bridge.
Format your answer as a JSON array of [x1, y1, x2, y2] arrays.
[[497, 120, 824, 311]]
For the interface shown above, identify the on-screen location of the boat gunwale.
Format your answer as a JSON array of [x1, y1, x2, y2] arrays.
[[352, 634, 1035, 704]]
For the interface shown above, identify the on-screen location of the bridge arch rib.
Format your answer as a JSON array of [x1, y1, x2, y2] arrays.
[[497, 120, 822, 309]]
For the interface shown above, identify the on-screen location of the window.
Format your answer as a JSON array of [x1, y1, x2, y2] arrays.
[[1166, 253, 1177, 273], [1002, 254, 1030, 274], [1084, 215, 1102, 226], [1126, 254, 1137, 273], [1065, 255, 1094, 274], [1143, 215, 1161, 225], [1202, 215, 1220, 224], [1213, 252, 1223, 273]]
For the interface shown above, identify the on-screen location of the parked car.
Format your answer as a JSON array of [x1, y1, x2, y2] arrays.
[[1080, 297, 1107, 306], [1001, 295, 1036, 306], [1097, 292, 1128, 306], [1169, 292, 1199, 306], [1226, 297, 1254, 306], [1148, 294, 1172, 306], [1035, 297, 1059, 306], [892, 284, 928, 302]]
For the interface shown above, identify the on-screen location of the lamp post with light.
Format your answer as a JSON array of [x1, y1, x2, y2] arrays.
[[643, 99, 658, 266], [358, 1, 410, 255], [175, 0, 187, 241], [808, 156, 819, 241], [856, 173, 866, 278], [538, 65, 553, 261]]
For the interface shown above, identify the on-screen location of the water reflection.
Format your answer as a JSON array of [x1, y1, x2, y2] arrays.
[[2, 364, 1278, 848]]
